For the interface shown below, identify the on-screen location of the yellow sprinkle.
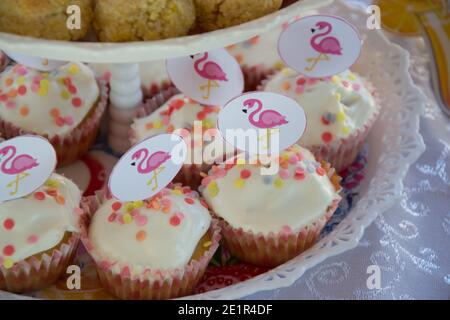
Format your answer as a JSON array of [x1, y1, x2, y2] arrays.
[[68, 64, 79, 75], [234, 178, 245, 189], [17, 76, 25, 85], [38, 87, 48, 96], [273, 61, 284, 70], [207, 181, 219, 198], [274, 178, 284, 188], [153, 120, 163, 129], [172, 189, 183, 195], [348, 73, 356, 81], [45, 179, 60, 188], [3, 258, 14, 269], [236, 158, 246, 165], [40, 79, 50, 88], [203, 241, 212, 248], [336, 111, 346, 122], [123, 213, 133, 224], [342, 126, 350, 135], [203, 119, 214, 129], [61, 90, 70, 99], [133, 200, 144, 208], [331, 76, 340, 84], [58, 77, 65, 84], [125, 202, 135, 212], [281, 68, 292, 76]]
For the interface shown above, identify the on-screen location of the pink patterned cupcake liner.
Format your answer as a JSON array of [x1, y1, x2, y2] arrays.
[[213, 162, 342, 268], [258, 73, 381, 172], [0, 232, 80, 293], [80, 191, 221, 300], [0, 80, 109, 167]]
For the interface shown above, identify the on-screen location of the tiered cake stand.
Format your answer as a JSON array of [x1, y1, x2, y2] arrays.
[[0, 0, 426, 299]]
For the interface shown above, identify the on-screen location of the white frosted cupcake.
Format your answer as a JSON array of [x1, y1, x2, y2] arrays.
[[81, 185, 221, 299], [131, 93, 226, 188], [0, 62, 108, 166], [0, 174, 82, 293], [262, 68, 380, 171], [200, 145, 342, 267]]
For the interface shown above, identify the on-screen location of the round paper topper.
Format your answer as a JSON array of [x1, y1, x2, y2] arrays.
[[278, 15, 361, 78], [0, 136, 57, 202], [217, 91, 307, 155], [3, 50, 67, 72], [166, 48, 244, 106], [109, 134, 187, 202]]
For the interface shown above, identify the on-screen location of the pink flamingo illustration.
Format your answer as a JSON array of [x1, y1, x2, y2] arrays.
[[305, 21, 342, 72], [242, 98, 289, 149], [131, 148, 171, 191], [192, 53, 228, 100], [0, 146, 39, 196]]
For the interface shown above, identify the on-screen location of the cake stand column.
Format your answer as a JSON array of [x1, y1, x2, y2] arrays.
[[108, 63, 143, 154]]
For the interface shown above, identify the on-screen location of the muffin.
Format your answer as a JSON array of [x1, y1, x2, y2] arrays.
[[81, 185, 221, 299], [0, 0, 93, 40], [130, 92, 225, 188], [262, 68, 380, 171], [200, 145, 342, 267], [194, 0, 282, 31], [93, 0, 196, 42], [0, 62, 108, 166], [0, 174, 82, 293]]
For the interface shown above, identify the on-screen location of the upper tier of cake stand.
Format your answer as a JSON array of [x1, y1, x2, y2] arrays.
[[0, 0, 331, 63]]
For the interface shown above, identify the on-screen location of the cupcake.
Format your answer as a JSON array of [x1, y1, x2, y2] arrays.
[[0, 62, 108, 166], [0, 51, 9, 73], [0, 174, 82, 293], [194, 0, 282, 31], [130, 93, 224, 188], [262, 68, 380, 171], [81, 185, 221, 299], [0, 0, 93, 40], [200, 145, 342, 267], [93, 0, 196, 42]]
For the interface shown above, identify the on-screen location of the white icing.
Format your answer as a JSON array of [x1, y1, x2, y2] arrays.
[[89, 192, 211, 270], [0, 173, 82, 263], [0, 62, 99, 137], [201, 146, 340, 234], [263, 68, 377, 146]]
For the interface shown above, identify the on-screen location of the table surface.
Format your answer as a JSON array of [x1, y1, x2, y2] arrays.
[[245, 1, 450, 300]]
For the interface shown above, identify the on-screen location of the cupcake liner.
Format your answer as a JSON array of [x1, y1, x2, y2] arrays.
[[258, 73, 381, 172], [0, 80, 109, 167], [242, 65, 275, 92], [0, 232, 80, 293], [215, 162, 342, 268], [0, 52, 9, 73], [80, 191, 221, 300], [142, 80, 173, 100]]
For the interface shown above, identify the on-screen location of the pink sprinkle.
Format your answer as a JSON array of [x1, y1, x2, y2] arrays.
[[31, 83, 40, 92], [130, 209, 140, 217], [352, 83, 360, 91], [215, 169, 227, 178], [169, 215, 181, 226], [32, 75, 42, 83], [342, 80, 350, 88], [282, 225, 292, 234], [306, 78, 317, 85], [27, 235, 38, 244], [0, 94, 7, 102], [17, 66, 28, 75], [68, 85, 77, 95], [160, 198, 171, 207], [161, 115, 170, 125], [64, 116, 74, 126], [72, 97, 82, 108], [6, 101, 16, 109], [135, 215, 148, 227], [279, 169, 290, 180], [295, 85, 304, 94], [288, 155, 299, 165]]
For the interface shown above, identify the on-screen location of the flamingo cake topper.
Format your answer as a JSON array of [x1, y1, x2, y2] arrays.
[[218, 92, 307, 156], [305, 21, 342, 72], [109, 134, 187, 202], [166, 49, 244, 106], [278, 15, 361, 78], [0, 136, 57, 202], [192, 52, 229, 100]]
